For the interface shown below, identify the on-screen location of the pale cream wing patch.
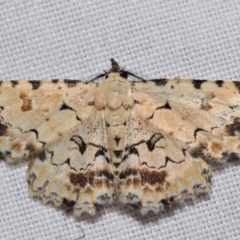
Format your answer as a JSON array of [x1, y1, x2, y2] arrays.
[[0, 80, 114, 215], [118, 79, 240, 214], [0, 80, 95, 162], [27, 109, 115, 216], [133, 79, 240, 163], [119, 99, 210, 215]]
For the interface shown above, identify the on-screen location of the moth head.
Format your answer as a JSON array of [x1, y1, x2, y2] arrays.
[[109, 58, 128, 79]]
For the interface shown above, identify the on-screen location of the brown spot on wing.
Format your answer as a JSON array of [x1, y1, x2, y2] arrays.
[[64, 79, 81, 87], [200, 102, 212, 111], [69, 170, 113, 189], [133, 177, 140, 186], [83, 186, 93, 194], [150, 79, 168, 86], [125, 177, 141, 187], [211, 142, 223, 153], [19, 92, 27, 99], [11, 142, 23, 153], [19, 92, 32, 111], [25, 144, 36, 154], [37, 151, 46, 161], [119, 168, 138, 179], [97, 169, 114, 181], [21, 98, 32, 111], [156, 182, 170, 192], [28, 80, 41, 90], [226, 117, 240, 136], [140, 168, 167, 186], [69, 171, 95, 188], [120, 167, 168, 190], [192, 80, 206, 89], [0, 124, 8, 136], [233, 81, 240, 93], [11, 81, 18, 87], [63, 198, 76, 207], [65, 184, 72, 191], [215, 80, 223, 87]]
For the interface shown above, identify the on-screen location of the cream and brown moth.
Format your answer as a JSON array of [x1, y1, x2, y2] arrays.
[[0, 59, 239, 216]]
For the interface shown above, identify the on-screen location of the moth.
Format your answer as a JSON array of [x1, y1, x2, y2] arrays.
[[0, 59, 239, 216]]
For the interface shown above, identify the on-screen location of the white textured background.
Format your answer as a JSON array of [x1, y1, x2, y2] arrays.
[[0, 1, 240, 240]]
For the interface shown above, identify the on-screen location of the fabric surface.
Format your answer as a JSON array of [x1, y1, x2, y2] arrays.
[[0, 1, 240, 239]]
